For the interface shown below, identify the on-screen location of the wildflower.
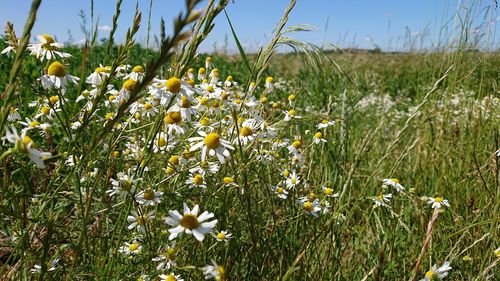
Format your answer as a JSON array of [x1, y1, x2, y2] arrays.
[[124, 65, 145, 81], [317, 119, 335, 129], [127, 210, 155, 234], [283, 109, 301, 121], [427, 196, 450, 209], [287, 139, 302, 155], [1, 40, 16, 55], [198, 67, 207, 80], [265, 76, 274, 92], [86, 65, 111, 86], [40, 61, 79, 93], [420, 262, 451, 281], [119, 241, 142, 255], [135, 188, 163, 206], [383, 178, 405, 193], [224, 75, 236, 87], [118, 79, 136, 103], [272, 185, 289, 199], [152, 243, 177, 270], [212, 230, 233, 242], [185, 173, 207, 191], [164, 111, 184, 135], [30, 258, 59, 274], [159, 273, 184, 281], [28, 34, 71, 61], [2, 126, 51, 168], [322, 186, 339, 198], [107, 170, 140, 196], [372, 193, 392, 208], [165, 203, 218, 241], [494, 247, 500, 258], [202, 260, 226, 280], [236, 119, 258, 145], [7, 107, 21, 121], [312, 131, 327, 144], [285, 171, 300, 189], [297, 198, 321, 217], [189, 131, 234, 164]]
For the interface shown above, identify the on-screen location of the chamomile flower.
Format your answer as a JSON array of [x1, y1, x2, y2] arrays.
[[212, 230, 233, 242], [152, 243, 177, 270], [235, 119, 258, 145], [19, 117, 50, 133], [7, 107, 21, 121], [119, 241, 142, 255], [165, 203, 218, 241], [372, 193, 392, 208], [40, 61, 79, 93], [127, 210, 155, 234], [189, 131, 234, 164], [185, 173, 207, 191], [312, 131, 327, 144], [1, 40, 16, 55], [118, 79, 137, 103], [494, 247, 500, 258], [135, 188, 163, 206], [159, 273, 184, 281], [30, 258, 59, 273], [222, 176, 238, 188], [317, 119, 335, 129], [198, 67, 207, 81], [265, 76, 274, 92], [107, 170, 139, 196], [427, 196, 450, 209], [223, 75, 236, 87], [2, 126, 51, 168], [28, 34, 71, 61], [283, 109, 301, 121], [86, 65, 111, 86], [419, 262, 452, 281], [124, 65, 145, 82], [322, 186, 339, 198], [298, 198, 322, 217], [285, 171, 300, 189], [383, 178, 405, 193], [272, 185, 289, 199], [287, 139, 302, 155], [164, 111, 184, 135], [202, 260, 226, 281]]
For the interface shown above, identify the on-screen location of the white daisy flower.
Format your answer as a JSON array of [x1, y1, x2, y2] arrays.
[[189, 131, 234, 164], [202, 260, 226, 280], [285, 171, 300, 189], [312, 131, 327, 144], [152, 243, 177, 270], [235, 119, 258, 146], [30, 258, 59, 274], [118, 241, 142, 255], [40, 61, 79, 93], [123, 65, 145, 82], [85, 65, 111, 86], [297, 198, 321, 217], [2, 126, 51, 168], [28, 34, 71, 61], [272, 185, 289, 199], [420, 261, 452, 281], [427, 196, 450, 209], [322, 186, 339, 198], [211, 230, 233, 242], [372, 193, 392, 208], [317, 119, 335, 129], [283, 109, 301, 121], [159, 273, 184, 281], [164, 203, 217, 241], [185, 173, 207, 191], [127, 210, 155, 234], [383, 178, 405, 193], [135, 188, 163, 206]]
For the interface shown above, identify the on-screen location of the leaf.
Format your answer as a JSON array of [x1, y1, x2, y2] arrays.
[[223, 9, 251, 73]]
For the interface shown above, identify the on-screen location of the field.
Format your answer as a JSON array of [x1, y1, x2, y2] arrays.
[[0, 0, 499, 280]]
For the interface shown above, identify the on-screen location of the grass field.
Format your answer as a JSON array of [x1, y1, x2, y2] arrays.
[[0, 0, 499, 280]]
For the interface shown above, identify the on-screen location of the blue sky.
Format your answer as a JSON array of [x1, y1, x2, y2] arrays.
[[1, 0, 498, 52]]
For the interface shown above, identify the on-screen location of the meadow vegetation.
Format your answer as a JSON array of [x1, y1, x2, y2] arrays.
[[0, 0, 499, 280]]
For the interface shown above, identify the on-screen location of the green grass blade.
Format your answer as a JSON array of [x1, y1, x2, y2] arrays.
[[224, 9, 252, 73]]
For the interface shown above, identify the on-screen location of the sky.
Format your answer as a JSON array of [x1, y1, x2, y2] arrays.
[[0, 0, 498, 52]]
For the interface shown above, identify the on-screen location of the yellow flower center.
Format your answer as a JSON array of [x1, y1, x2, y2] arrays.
[[143, 189, 155, 200], [425, 270, 435, 279], [277, 187, 284, 193], [265, 76, 273, 83], [204, 133, 220, 149], [166, 167, 175, 175], [198, 67, 206, 75], [288, 94, 296, 101], [22, 136, 33, 146], [41, 34, 55, 50], [112, 151, 120, 158], [218, 266, 226, 281], [377, 194, 384, 200], [105, 112, 114, 120], [226, 75, 233, 82], [41, 106, 51, 115], [322, 119, 329, 124], [29, 121, 40, 127], [260, 96, 268, 104], [292, 140, 301, 149], [220, 91, 229, 100], [164, 274, 177, 281], [240, 126, 253, 137], [434, 197, 443, 203], [164, 111, 182, 124], [303, 201, 313, 212], [216, 232, 226, 240], [325, 188, 333, 196], [169, 155, 179, 165], [288, 109, 295, 116], [193, 174, 204, 185], [49, 95, 59, 104], [136, 215, 147, 225], [157, 137, 167, 147], [166, 77, 181, 93], [206, 85, 215, 93], [144, 102, 153, 110], [129, 243, 139, 251], [179, 214, 199, 230], [272, 102, 280, 109], [200, 97, 209, 105], [223, 177, 234, 184], [283, 170, 290, 177], [134, 112, 142, 120], [47, 61, 66, 77], [308, 192, 317, 201], [123, 79, 136, 91], [132, 65, 144, 73], [314, 132, 322, 139], [181, 96, 191, 108], [391, 178, 399, 184], [108, 95, 116, 102], [185, 79, 195, 87], [182, 149, 194, 159], [200, 117, 210, 126], [95, 67, 109, 73]]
